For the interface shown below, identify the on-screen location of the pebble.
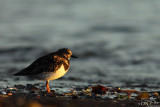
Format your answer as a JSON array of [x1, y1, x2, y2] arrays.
[[7, 93, 12, 96], [1, 91, 7, 95], [6, 87, 18, 92], [14, 85, 25, 89], [26, 84, 39, 91]]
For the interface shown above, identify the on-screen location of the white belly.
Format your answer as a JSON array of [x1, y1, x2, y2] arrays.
[[34, 64, 68, 81]]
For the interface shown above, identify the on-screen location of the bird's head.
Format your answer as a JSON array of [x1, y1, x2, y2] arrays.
[[57, 48, 77, 60]]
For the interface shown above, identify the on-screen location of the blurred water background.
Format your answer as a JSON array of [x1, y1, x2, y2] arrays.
[[0, 0, 160, 89]]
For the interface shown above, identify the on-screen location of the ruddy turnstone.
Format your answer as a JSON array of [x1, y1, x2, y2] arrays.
[[14, 48, 77, 93]]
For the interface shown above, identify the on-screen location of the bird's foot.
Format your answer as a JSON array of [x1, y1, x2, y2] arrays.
[[47, 88, 51, 93]]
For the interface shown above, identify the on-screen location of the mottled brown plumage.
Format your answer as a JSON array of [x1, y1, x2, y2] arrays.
[[14, 48, 77, 92]]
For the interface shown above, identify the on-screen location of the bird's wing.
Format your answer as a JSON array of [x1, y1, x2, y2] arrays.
[[14, 54, 62, 76]]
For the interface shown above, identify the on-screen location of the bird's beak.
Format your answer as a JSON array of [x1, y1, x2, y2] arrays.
[[71, 55, 78, 58]]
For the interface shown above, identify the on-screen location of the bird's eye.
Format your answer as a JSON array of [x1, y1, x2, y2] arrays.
[[66, 52, 70, 54]]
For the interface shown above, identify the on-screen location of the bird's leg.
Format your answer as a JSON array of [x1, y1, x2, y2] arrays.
[[46, 80, 50, 93]]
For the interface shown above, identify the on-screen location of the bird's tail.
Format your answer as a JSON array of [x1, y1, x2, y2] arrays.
[[13, 73, 21, 76]]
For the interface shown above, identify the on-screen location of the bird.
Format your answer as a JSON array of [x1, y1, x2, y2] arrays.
[[14, 48, 77, 93]]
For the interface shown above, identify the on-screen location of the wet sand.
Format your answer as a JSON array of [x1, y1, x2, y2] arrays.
[[0, 96, 142, 107]]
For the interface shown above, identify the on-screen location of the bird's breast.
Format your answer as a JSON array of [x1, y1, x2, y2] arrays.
[[34, 64, 68, 81]]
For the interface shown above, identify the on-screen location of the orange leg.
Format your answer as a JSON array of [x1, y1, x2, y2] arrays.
[[46, 80, 50, 93]]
